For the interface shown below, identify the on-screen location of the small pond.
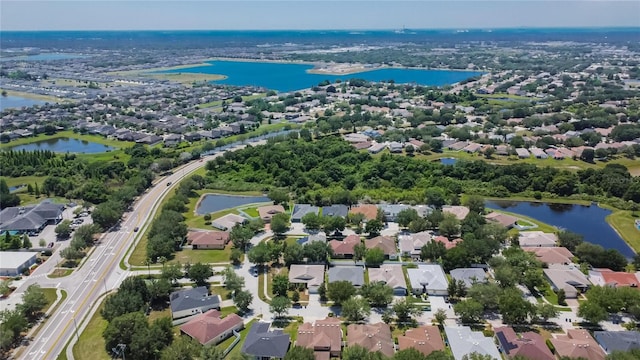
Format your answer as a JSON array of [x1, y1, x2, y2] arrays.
[[9, 185, 25, 193], [439, 158, 457, 165], [9, 137, 114, 153], [196, 194, 270, 215], [486, 200, 635, 258], [0, 95, 48, 111]]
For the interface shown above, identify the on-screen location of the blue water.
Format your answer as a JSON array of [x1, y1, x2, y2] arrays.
[[0, 53, 86, 62], [440, 158, 457, 165], [0, 95, 48, 111], [9, 185, 25, 193], [161, 60, 483, 92], [486, 200, 635, 257], [9, 138, 114, 154], [196, 194, 270, 215]]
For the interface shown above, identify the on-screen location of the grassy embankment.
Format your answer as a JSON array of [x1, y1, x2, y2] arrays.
[[109, 63, 227, 86], [197, 92, 266, 109], [0, 89, 71, 103]]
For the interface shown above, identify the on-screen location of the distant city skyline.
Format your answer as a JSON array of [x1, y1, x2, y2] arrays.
[[1, 1, 639, 31]]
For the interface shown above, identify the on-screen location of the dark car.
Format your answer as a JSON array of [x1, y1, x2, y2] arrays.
[[47, 242, 54, 248], [166, 182, 172, 186], [134, 227, 139, 232]]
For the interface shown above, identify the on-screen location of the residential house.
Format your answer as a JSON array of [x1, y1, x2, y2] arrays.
[[170, 287, 222, 320], [288, 265, 325, 294], [444, 326, 501, 360], [484, 212, 518, 229], [588, 269, 640, 288], [307, 232, 327, 244], [0, 201, 64, 234], [211, 213, 246, 231], [530, 147, 548, 159], [432, 235, 462, 250], [368, 265, 407, 295], [347, 323, 394, 358], [321, 204, 349, 218], [551, 329, 606, 360], [407, 264, 448, 295], [463, 143, 482, 153], [187, 230, 230, 250], [494, 326, 554, 360], [544, 266, 591, 298], [449, 268, 487, 288], [378, 204, 410, 222], [398, 231, 432, 259], [515, 148, 530, 158], [368, 142, 387, 154], [524, 247, 574, 266], [180, 309, 244, 346], [163, 133, 182, 146], [184, 132, 202, 142], [397, 325, 445, 357], [295, 317, 343, 359], [291, 204, 320, 223], [329, 235, 360, 258], [328, 266, 365, 287], [349, 204, 379, 221], [448, 141, 468, 151], [495, 145, 509, 156], [594, 331, 640, 354], [257, 204, 285, 223], [241, 322, 290, 359], [518, 231, 557, 247], [366, 236, 399, 260], [442, 206, 470, 221]]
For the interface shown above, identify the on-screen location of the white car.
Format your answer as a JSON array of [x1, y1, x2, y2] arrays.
[[250, 268, 259, 277]]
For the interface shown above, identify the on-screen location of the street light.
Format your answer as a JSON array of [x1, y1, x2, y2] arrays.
[[72, 316, 79, 341]]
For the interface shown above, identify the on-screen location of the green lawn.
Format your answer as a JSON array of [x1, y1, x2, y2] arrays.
[[221, 319, 257, 358], [72, 303, 110, 360], [283, 318, 303, 342], [168, 245, 232, 265], [42, 288, 60, 311], [606, 210, 640, 253], [243, 207, 260, 217], [48, 268, 74, 278]]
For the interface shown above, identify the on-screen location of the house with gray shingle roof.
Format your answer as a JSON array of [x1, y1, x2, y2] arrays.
[[594, 331, 640, 354], [170, 286, 221, 321], [407, 264, 448, 295], [290, 204, 320, 223], [0, 201, 64, 234], [450, 268, 487, 288], [242, 322, 290, 359], [445, 326, 501, 360], [328, 265, 365, 287], [321, 204, 349, 218]]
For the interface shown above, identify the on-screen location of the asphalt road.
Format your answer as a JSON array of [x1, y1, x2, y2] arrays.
[[19, 141, 263, 360]]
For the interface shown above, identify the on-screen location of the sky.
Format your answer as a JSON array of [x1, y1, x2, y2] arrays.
[[1, 0, 639, 31]]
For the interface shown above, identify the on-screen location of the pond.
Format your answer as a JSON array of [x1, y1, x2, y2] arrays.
[[196, 194, 270, 215], [8, 137, 114, 154], [0, 95, 48, 111], [439, 158, 457, 165], [161, 60, 483, 92], [486, 200, 635, 258]]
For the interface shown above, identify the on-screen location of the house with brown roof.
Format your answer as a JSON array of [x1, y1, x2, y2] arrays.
[[366, 236, 398, 260], [518, 231, 557, 247], [442, 206, 470, 221], [484, 212, 518, 228], [551, 329, 606, 360], [347, 323, 394, 358], [398, 325, 445, 356], [257, 204, 285, 223], [296, 317, 342, 359], [494, 326, 554, 360], [329, 234, 360, 258], [288, 264, 325, 293], [432, 235, 462, 250], [187, 231, 230, 250], [398, 231, 432, 258], [524, 247, 574, 266], [180, 309, 244, 346], [368, 265, 407, 295], [349, 204, 379, 221], [588, 268, 640, 288]]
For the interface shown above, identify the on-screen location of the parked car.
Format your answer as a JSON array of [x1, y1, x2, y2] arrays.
[[47, 242, 54, 248]]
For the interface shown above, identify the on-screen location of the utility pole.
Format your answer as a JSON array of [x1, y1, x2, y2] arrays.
[[73, 316, 79, 341]]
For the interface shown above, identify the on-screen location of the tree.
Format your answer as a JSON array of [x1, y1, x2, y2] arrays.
[[365, 219, 383, 236], [161, 262, 183, 284], [284, 346, 315, 360], [557, 231, 583, 252], [160, 336, 202, 360], [535, 303, 559, 323], [283, 242, 304, 266], [425, 187, 446, 208], [467, 282, 502, 311], [557, 289, 567, 306], [434, 308, 447, 326], [393, 298, 423, 324], [341, 297, 371, 322], [454, 299, 484, 324], [223, 267, 245, 294], [291, 290, 300, 303], [201, 345, 225, 360], [103, 312, 149, 360], [0, 309, 27, 344], [188, 262, 213, 287], [581, 148, 595, 162], [19, 284, 47, 319], [0, 279, 11, 297], [270, 213, 290, 236], [234, 289, 253, 313], [394, 348, 430, 360], [270, 296, 291, 318], [248, 242, 271, 266], [327, 280, 356, 305], [272, 274, 289, 297], [498, 288, 534, 324], [230, 224, 254, 252], [230, 248, 243, 265], [421, 241, 447, 262], [303, 241, 332, 263], [365, 247, 385, 267], [578, 300, 608, 324], [396, 208, 419, 228], [268, 189, 290, 206], [301, 212, 322, 231], [353, 243, 366, 262], [342, 345, 386, 360], [55, 219, 73, 239], [92, 201, 123, 229], [324, 216, 346, 234], [21, 234, 31, 249], [359, 281, 393, 307], [464, 195, 485, 215], [148, 278, 172, 304], [438, 214, 460, 239]]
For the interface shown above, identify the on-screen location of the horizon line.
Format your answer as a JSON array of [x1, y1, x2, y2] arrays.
[[2, 26, 640, 32]]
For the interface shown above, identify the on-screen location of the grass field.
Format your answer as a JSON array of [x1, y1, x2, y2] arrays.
[[48, 268, 74, 278], [219, 319, 256, 357], [606, 210, 640, 253], [168, 245, 232, 265], [72, 303, 110, 360], [243, 207, 260, 217], [197, 93, 266, 109], [0, 89, 71, 103]]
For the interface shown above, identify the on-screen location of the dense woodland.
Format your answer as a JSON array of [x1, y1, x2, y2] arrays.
[[204, 136, 640, 208]]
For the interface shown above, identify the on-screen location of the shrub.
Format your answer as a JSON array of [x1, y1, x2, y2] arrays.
[[204, 214, 212, 221]]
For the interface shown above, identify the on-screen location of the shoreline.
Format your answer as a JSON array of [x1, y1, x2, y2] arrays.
[[0, 89, 69, 104]]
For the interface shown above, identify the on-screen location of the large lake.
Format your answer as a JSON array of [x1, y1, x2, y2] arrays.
[[9, 138, 114, 154], [161, 60, 483, 92], [0, 95, 47, 111], [0, 53, 87, 62], [196, 194, 270, 215], [486, 200, 635, 257]]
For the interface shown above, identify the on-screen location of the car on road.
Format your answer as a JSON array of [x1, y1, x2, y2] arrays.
[[133, 227, 139, 232], [167, 182, 172, 186], [250, 268, 259, 277], [48, 242, 54, 248]]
